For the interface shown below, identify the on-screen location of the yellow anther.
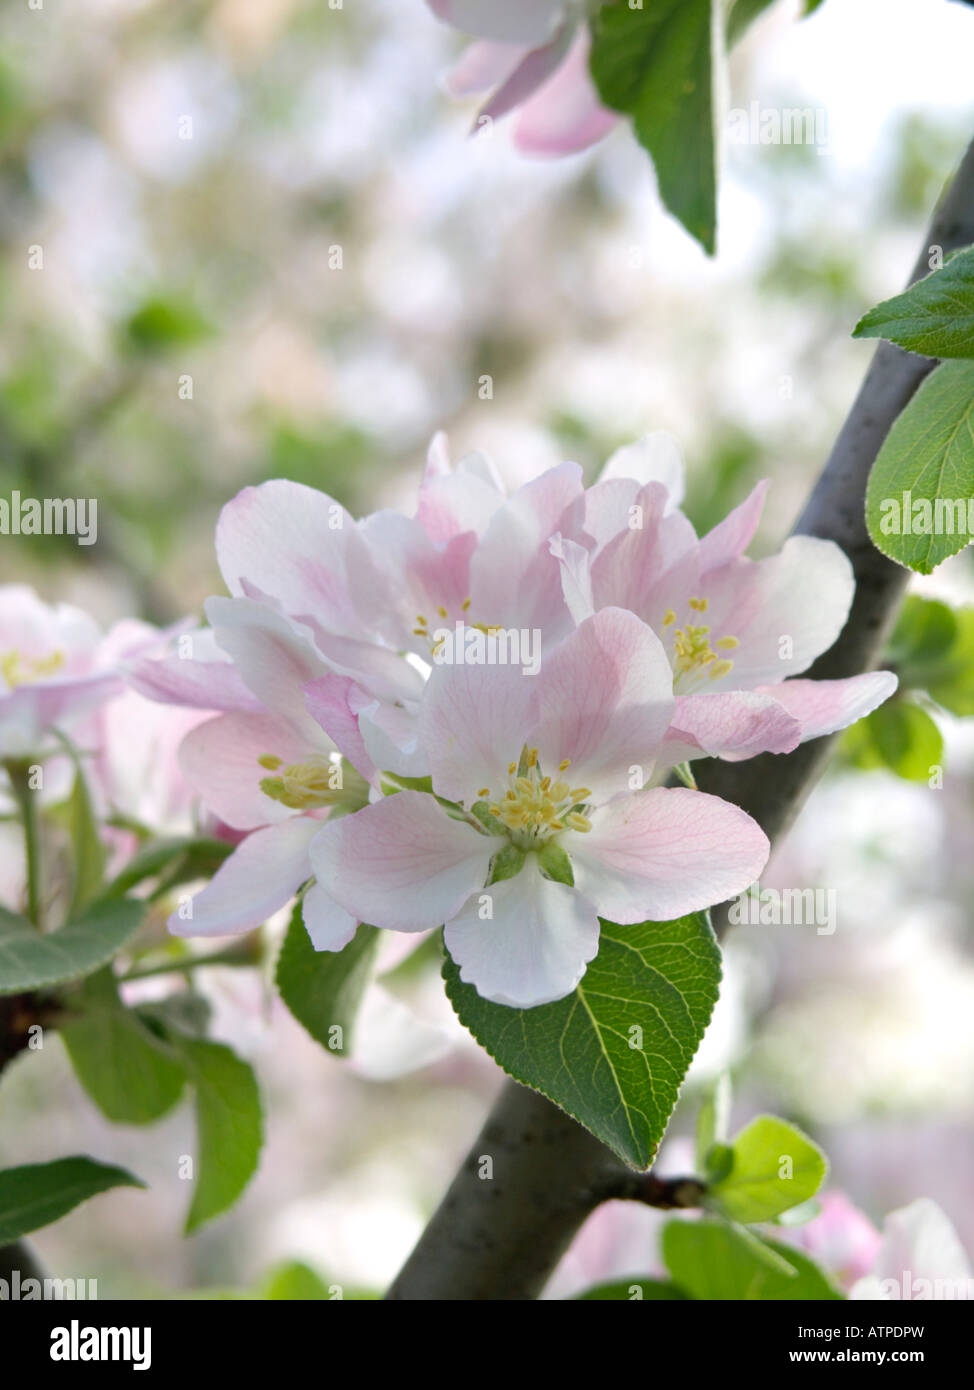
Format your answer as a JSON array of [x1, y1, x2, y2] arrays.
[[412, 627, 427, 637], [260, 756, 346, 811], [526, 747, 538, 767], [716, 635, 739, 649], [508, 761, 517, 775], [688, 597, 708, 612], [565, 812, 592, 833], [708, 659, 734, 681], [477, 787, 490, 798], [257, 753, 283, 770], [539, 776, 551, 791], [663, 610, 676, 626], [476, 752, 594, 848], [569, 788, 592, 803], [461, 597, 471, 612], [516, 777, 534, 796], [550, 780, 570, 801], [558, 758, 571, 771], [436, 605, 448, 619], [1, 648, 66, 688], [416, 614, 427, 626]]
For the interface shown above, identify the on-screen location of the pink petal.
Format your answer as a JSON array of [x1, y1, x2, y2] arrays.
[[597, 432, 686, 508], [169, 818, 318, 937], [478, 23, 574, 126], [753, 671, 898, 742], [571, 787, 769, 924], [590, 482, 699, 624], [534, 608, 674, 800], [444, 39, 526, 98], [177, 710, 310, 830], [302, 881, 359, 952], [469, 459, 584, 640], [308, 790, 501, 933], [304, 674, 378, 783], [663, 690, 803, 763], [216, 480, 362, 637], [445, 855, 601, 1006], [699, 481, 769, 576], [204, 597, 329, 745], [512, 32, 618, 157], [128, 652, 263, 712], [420, 655, 539, 802], [688, 536, 855, 689]]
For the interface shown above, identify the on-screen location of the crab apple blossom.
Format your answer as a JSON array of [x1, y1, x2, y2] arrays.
[[309, 607, 769, 1007], [552, 435, 898, 764], [427, 0, 618, 156], [0, 584, 140, 760], [150, 598, 375, 947], [849, 1198, 973, 1300]]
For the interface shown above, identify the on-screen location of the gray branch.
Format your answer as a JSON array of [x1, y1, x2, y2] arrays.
[[387, 133, 974, 1302]]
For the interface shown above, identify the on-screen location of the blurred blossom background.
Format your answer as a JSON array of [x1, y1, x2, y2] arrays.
[[2, 0, 973, 1297]]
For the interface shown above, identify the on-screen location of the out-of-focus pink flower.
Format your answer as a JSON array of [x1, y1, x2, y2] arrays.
[[775, 1191, 882, 1290], [0, 584, 136, 759], [427, 1, 618, 156], [850, 1198, 973, 1300], [310, 607, 769, 1007]]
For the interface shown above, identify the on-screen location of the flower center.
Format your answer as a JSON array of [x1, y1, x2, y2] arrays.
[[412, 600, 502, 656], [662, 597, 739, 693], [478, 749, 592, 849], [257, 753, 368, 813], [0, 648, 65, 689]]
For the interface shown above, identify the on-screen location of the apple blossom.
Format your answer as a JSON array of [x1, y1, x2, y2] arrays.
[[310, 607, 769, 1007], [849, 1198, 972, 1300], [427, 1, 618, 156], [0, 584, 136, 760], [552, 435, 898, 764]]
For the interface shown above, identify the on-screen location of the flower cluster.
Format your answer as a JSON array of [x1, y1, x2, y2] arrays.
[[136, 433, 896, 1007]]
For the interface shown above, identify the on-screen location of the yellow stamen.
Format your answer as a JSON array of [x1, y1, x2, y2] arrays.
[[716, 636, 739, 649], [257, 753, 283, 770], [558, 758, 571, 771], [708, 659, 734, 681]]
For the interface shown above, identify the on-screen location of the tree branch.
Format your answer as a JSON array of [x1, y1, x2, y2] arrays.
[[387, 132, 974, 1302]]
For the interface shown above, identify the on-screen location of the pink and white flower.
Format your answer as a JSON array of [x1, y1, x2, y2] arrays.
[[427, 0, 618, 156], [310, 607, 769, 1007], [849, 1198, 972, 1301], [552, 436, 898, 765], [0, 585, 157, 761]]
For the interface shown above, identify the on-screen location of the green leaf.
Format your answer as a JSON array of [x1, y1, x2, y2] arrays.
[[887, 595, 958, 684], [853, 245, 974, 359], [861, 700, 943, 781], [708, 1114, 827, 1223], [444, 912, 722, 1169], [927, 607, 974, 715], [104, 836, 233, 899], [67, 762, 106, 914], [261, 1260, 332, 1300], [125, 296, 212, 353], [60, 971, 187, 1125], [276, 907, 379, 1057], [865, 359, 974, 573], [727, 0, 777, 45], [0, 1156, 145, 1242], [662, 1218, 842, 1300], [590, 1, 722, 254], [174, 1037, 263, 1233], [0, 897, 146, 996], [695, 1072, 732, 1171], [575, 1277, 689, 1301]]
